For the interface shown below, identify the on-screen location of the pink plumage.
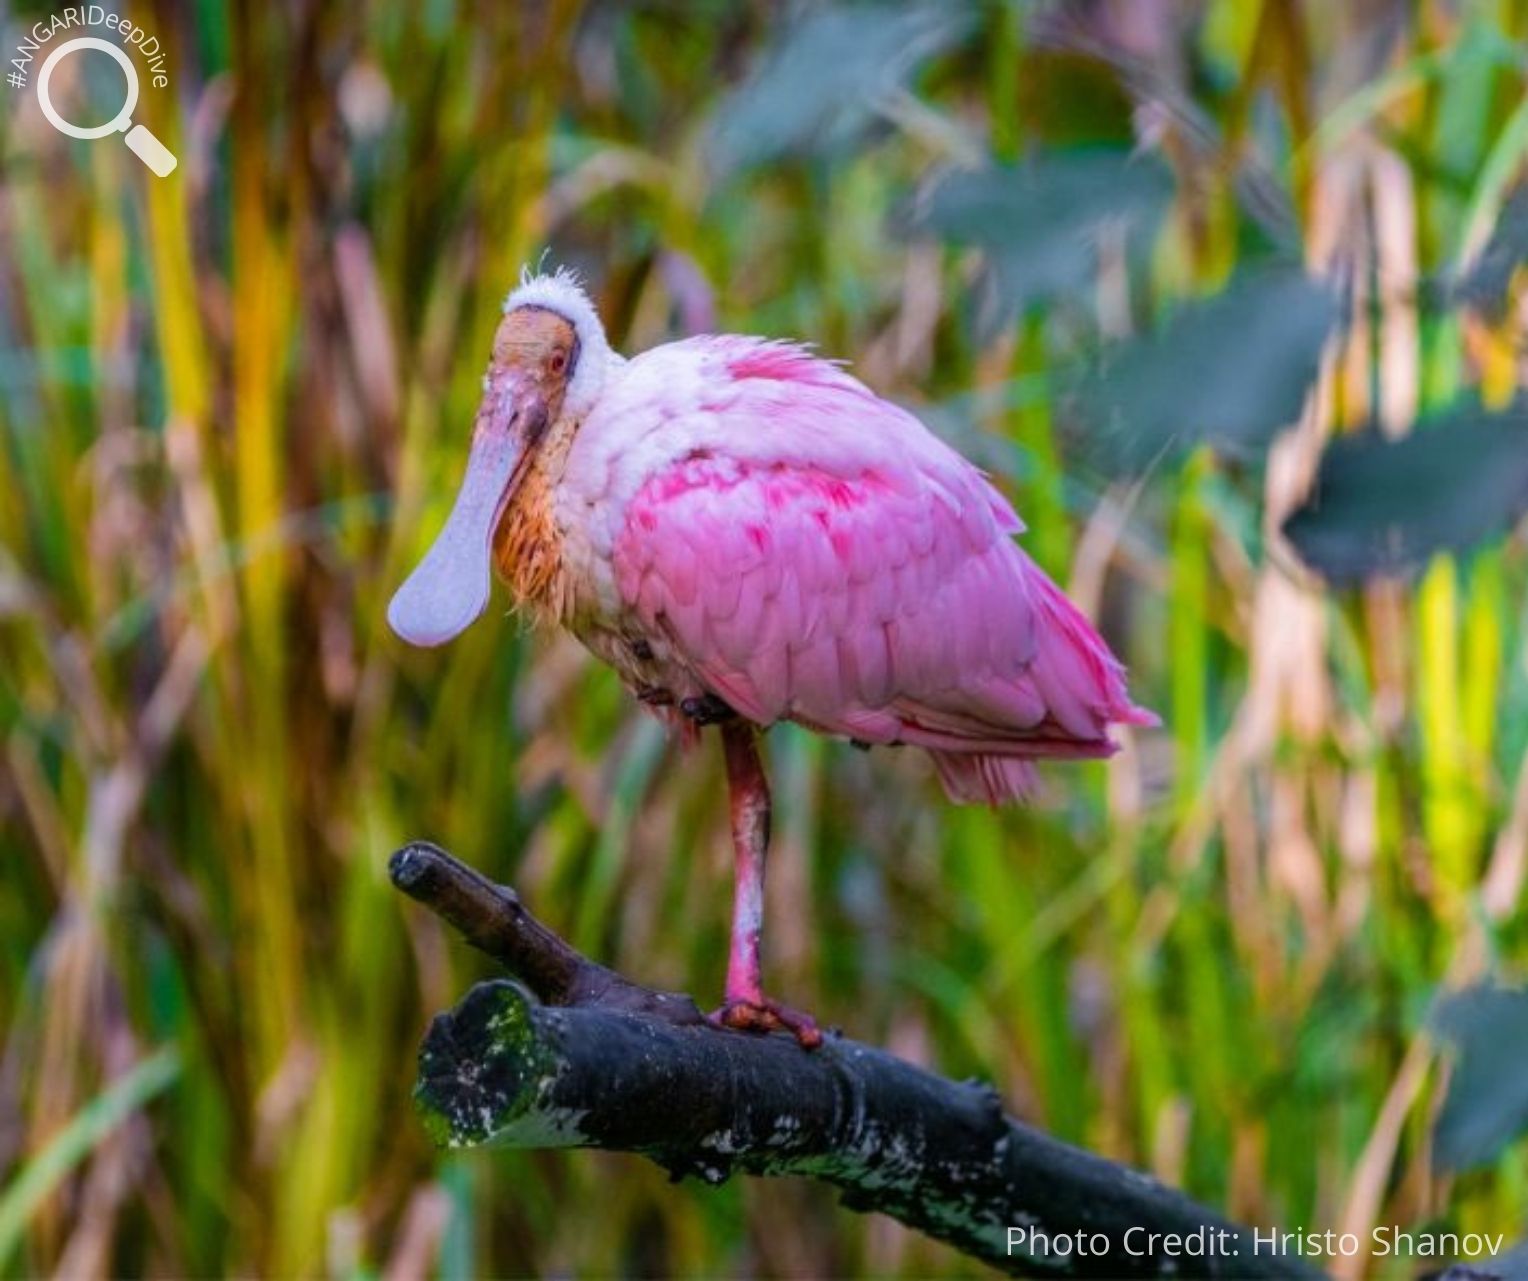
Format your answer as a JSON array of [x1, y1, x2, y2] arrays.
[[594, 335, 1153, 803], [388, 270, 1155, 1042]]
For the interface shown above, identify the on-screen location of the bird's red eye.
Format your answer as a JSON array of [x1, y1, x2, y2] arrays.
[[549, 350, 567, 375]]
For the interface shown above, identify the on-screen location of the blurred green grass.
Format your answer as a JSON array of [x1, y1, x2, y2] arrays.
[[2, 0, 1527, 1276]]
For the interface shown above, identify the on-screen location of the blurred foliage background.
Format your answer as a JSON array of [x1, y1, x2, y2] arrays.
[[4, 0, 1528, 1276]]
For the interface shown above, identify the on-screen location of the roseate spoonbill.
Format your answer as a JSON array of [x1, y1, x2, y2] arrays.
[[389, 269, 1154, 1046]]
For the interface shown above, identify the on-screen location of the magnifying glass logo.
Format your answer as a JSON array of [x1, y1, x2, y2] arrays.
[[35, 37, 177, 177]]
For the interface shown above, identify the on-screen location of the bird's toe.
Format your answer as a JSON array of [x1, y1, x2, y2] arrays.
[[708, 996, 824, 1050]]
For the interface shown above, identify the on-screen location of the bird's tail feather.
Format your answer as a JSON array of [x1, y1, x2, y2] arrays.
[[929, 751, 1039, 806]]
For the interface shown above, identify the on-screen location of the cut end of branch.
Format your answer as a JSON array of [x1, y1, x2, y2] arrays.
[[388, 841, 438, 894], [415, 980, 558, 1148]]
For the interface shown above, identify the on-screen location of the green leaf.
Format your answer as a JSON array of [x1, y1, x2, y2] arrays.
[[1283, 405, 1528, 583], [707, 3, 973, 175], [1448, 186, 1528, 317], [911, 150, 1172, 316], [1431, 985, 1528, 1172], [0, 1047, 181, 1270], [1067, 269, 1337, 472]]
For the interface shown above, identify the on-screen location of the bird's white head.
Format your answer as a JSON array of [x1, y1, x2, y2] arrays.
[[498, 265, 614, 421], [387, 266, 614, 647]]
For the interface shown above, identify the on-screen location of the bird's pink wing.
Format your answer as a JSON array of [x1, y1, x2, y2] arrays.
[[607, 340, 1151, 791]]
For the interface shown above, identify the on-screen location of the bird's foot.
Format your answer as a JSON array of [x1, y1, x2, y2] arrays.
[[708, 995, 824, 1050]]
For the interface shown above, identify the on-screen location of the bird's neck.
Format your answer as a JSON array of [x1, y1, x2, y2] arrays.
[[492, 419, 576, 623], [493, 459, 566, 622]]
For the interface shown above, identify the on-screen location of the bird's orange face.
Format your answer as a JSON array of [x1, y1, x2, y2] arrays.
[[386, 305, 579, 647], [486, 306, 579, 429]]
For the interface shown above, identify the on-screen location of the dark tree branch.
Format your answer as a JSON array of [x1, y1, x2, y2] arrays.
[[390, 841, 1323, 1280], [390, 837, 701, 1023]]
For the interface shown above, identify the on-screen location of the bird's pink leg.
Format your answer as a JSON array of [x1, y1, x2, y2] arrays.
[[712, 721, 822, 1049], [721, 719, 770, 1004]]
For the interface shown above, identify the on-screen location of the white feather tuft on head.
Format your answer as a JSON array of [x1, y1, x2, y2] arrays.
[[503, 265, 620, 419]]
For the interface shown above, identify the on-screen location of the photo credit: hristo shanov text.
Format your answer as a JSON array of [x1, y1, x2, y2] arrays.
[[1007, 1223, 1507, 1267]]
